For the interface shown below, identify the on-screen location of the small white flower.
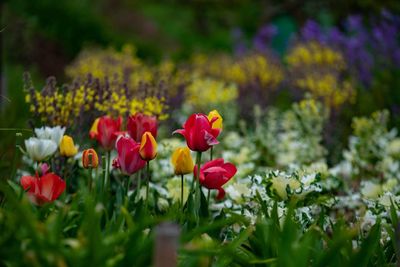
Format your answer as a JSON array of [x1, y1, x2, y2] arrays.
[[24, 137, 57, 162], [361, 181, 382, 200], [225, 183, 250, 203], [157, 198, 169, 211], [386, 138, 400, 156], [378, 192, 399, 207], [34, 126, 66, 146]]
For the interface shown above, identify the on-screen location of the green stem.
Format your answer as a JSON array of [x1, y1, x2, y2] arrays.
[[88, 168, 93, 192], [101, 155, 106, 197], [136, 170, 141, 202], [181, 174, 184, 210], [210, 146, 213, 161], [146, 161, 150, 210], [105, 151, 111, 192], [126, 175, 132, 198], [195, 151, 202, 226], [207, 189, 211, 205]]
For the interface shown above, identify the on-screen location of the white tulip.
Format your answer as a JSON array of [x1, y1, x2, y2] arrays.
[[25, 137, 57, 162], [34, 126, 66, 146]]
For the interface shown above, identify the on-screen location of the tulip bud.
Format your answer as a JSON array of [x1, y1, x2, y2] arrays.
[[82, 148, 99, 169], [139, 132, 157, 161], [89, 118, 99, 139], [38, 163, 50, 176], [60, 135, 78, 157], [171, 147, 194, 175], [208, 110, 223, 131]]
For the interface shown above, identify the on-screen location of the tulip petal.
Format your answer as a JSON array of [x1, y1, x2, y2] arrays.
[[216, 188, 225, 200], [222, 163, 237, 179], [38, 175, 53, 201], [202, 158, 225, 170], [204, 131, 219, 146], [172, 129, 186, 136], [21, 176, 36, 192]]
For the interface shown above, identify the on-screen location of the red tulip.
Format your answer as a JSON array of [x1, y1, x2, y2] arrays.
[[174, 113, 220, 152], [127, 113, 158, 142], [139, 132, 158, 161], [90, 116, 122, 150], [113, 135, 146, 175], [194, 158, 237, 200], [20, 173, 66, 205]]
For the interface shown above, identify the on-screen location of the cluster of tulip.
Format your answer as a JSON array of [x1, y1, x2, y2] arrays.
[[85, 113, 158, 208], [19, 109, 237, 221], [21, 126, 77, 205], [173, 110, 237, 223]]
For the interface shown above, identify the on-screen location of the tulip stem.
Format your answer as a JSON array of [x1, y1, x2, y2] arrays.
[[105, 151, 111, 193], [101, 155, 106, 200], [195, 151, 202, 226], [145, 161, 150, 210], [210, 146, 213, 161], [136, 170, 141, 202], [181, 174, 184, 210], [207, 189, 211, 205], [88, 168, 93, 192]]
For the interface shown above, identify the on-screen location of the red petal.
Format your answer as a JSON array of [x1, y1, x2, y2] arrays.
[[204, 131, 219, 146], [222, 163, 237, 179], [202, 158, 224, 170], [183, 114, 197, 130], [203, 166, 227, 175], [39, 173, 65, 201], [21, 176, 36, 192], [210, 116, 218, 124], [210, 128, 221, 138], [172, 129, 186, 136], [216, 188, 225, 200]]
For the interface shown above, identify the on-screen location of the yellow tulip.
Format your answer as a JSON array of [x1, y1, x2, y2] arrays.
[[208, 110, 223, 131], [171, 147, 194, 175], [60, 135, 78, 157]]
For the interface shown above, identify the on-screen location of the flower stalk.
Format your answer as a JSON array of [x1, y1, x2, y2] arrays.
[[195, 151, 202, 225]]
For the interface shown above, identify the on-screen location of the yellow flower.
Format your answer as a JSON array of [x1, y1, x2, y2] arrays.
[[208, 110, 223, 131], [171, 147, 194, 175], [89, 118, 99, 139], [60, 135, 78, 157]]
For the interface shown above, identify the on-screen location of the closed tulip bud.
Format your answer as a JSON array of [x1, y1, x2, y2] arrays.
[[82, 149, 99, 168], [89, 118, 99, 139], [208, 110, 223, 131], [60, 135, 78, 157], [171, 147, 194, 175], [139, 132, 157, 161]]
